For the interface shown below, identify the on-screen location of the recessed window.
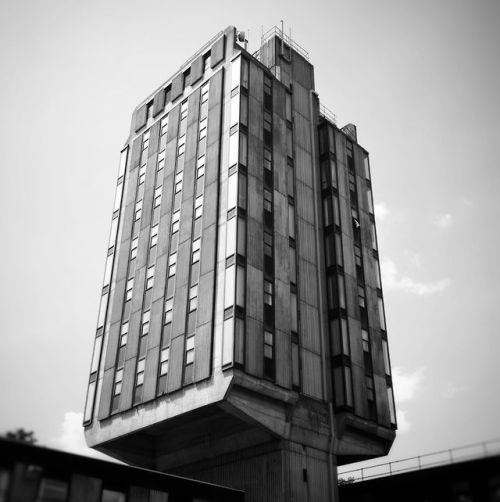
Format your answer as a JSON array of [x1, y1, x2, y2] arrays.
[[203, 52, 211, 72], [114, 368, 123, 396], [125, 276, 134, 301], [160, 347, 170, 375], [358, 285, 366, 308], [168, 252, 177, 277], [130, 238, 138, 260], [177, 135, 186, 157], [146, 266, 155, 290], [171, 210, 180, 234], [136, 358, 145, 386], [192, 238, 201, 263], [362, 329, 369, 352], [135, 199, 143, 220], [194, 194, 204, 219], [150, 224, 159, 247], [164, 297, 173, 324], [160, 116, 169, 137], [142, 130, 150, 151], [185, 336, 195, 364], [264, 189, 272, 213], [175, 171, 183, 193], [154, 186, 162, 208], [264, 148, 272, 171], [288, 203, 296, 239], [199, 117, 207, 140], [120, 322, 129, 346], [201, 82, 210, 103], [264, 232, 273, 256], [197, 155, 205, 178], [138, 164, 146, 185], [180, 100, 188, 120], [189, 285, 198, 311], [157, 151, 166, 172], [264, 280, 273, 306]]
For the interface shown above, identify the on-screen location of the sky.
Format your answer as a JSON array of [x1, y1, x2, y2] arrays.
[[1, 0, 499, 472]]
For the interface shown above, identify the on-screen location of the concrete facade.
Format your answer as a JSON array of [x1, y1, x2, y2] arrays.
[[84, 26, 397, 502]]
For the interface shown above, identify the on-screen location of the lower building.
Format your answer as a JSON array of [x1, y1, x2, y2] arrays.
[[0, 438, 243, 502], [339, 453, 500, 502]]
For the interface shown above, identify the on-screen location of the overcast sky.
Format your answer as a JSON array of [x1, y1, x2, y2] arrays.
[[1, 0, 499, 471]]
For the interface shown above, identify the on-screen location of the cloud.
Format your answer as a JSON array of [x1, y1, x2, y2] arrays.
[[381, 258, 450, 296], [374, 202, 389, 221], [49, 411, 112, 461], [392, 366, 425, 434], [433, 213, 454, 229], [392, 366, 425, 403], [443, 381, 467, 399], [396, 409, 412, 433]]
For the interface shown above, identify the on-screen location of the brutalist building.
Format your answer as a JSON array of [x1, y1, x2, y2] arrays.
[[84, 25, 397, 502]]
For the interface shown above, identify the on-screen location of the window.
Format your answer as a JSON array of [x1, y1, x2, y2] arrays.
[[135, 359, 145, 386], [194, 194, 203, 219], [236, 265, 245, 308], [142, 130, 150, 151], [130, 238, 139, 260], [237, 217, 246, 257], [164, 297, 173, 324], [120, 322, 129, 346], [230, 93, 240, 128], [125, 277, 134, 301], [192, 238, 201, 263], [285, 92, 292, 121], [362, 329, 369, 352], [168, 252, 177, 277], [286, 126, 293, 158], [185, 336, 195, 364], [177, 134, 186, 156], [199, 117, 207, 140], [264, 329, 274, 378], [150, 224, 159, 247], [154, 186, 162, 208], [387, 386, 397, 424], [36, 478, 68, 502], [114, 368, 123, 396], [197, 155, 205, 178], [157, 151, 166, 172], [146, 265, 155, 289], [264, 148, 272, 171], [135, 199, 143, 220], [160, 115, 169, 137], [231, 57, 241, 90], [180, 99, 188, 120], [241, 58, 249, 89], [229, 131, 238, 167], [226, 217, 236, 258], [141, 310, 150, 335], [102, 489, 126, 502], [290, 292, 298, 333], [288, 203, 296, 239], [363, 154, 371, 180], [201, 82, 210, 103], [264, 280, 273, 306], [138, 163, 146, 185], [224, 265, 235, 309], [358, 285, 366, 308], [378, 297, 386, 331], [264, 189, 272, 213], [289, 246, 297, 284], [183, 68, 191, 88], [189, 285, 198, 311], [227, 173, 237, 211], [175, 171, 183, 193], [263, 75, 272, 109], [171, 210, 180, 234], [240, 93, 248, 127], [382, 339, 391, 375], [264, 232, 273, 256], [203, 52, 211, 72], [160, 347, 170, 375]]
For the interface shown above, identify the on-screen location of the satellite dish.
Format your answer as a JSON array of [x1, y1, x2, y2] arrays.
[[237, 31, 246, 42]]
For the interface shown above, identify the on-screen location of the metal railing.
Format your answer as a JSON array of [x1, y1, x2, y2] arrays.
[[252, 26, 310, 62], [319, 104, 338, 126], [338, 438, 500, 483]]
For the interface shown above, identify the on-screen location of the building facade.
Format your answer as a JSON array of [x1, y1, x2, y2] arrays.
[[84, 26, 397, 502]]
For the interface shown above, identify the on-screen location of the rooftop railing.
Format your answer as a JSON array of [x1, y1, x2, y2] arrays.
[[252, 25, 310, 62], [338, 437, 500, 483], [319, 103, 338, 126]]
